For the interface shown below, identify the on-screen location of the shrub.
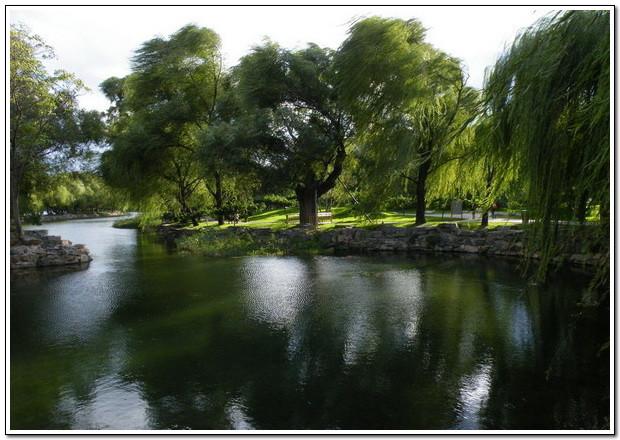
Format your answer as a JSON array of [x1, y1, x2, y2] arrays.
[[260, 194, 294, 209], [385, 195, 414, 211]]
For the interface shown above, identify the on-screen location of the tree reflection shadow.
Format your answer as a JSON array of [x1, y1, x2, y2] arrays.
[[11, 253, 609, 430]]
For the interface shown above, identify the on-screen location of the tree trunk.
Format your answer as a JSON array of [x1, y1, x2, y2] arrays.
[[177, 185, 198, 226], [214, 172, 224, 226], [293, 142, 345, 228], [11, 179, 23, 240], [178, 186, 191, 224], [481, 212, 489, 228], [415, 160, 431, 226], [296, 185, 318, 226], [575, 192, 588, 224], [480, 168, 495, 228]]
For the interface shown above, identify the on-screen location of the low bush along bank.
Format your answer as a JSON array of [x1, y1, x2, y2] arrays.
[[112, 217, 142, 229], [112, 215, 161, 230], [176, 227, 325, 257]]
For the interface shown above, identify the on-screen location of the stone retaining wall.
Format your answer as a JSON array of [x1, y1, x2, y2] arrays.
[[10, 230, 93, 270], [158, 223, 603, 269], [320, 223, 524, 255]]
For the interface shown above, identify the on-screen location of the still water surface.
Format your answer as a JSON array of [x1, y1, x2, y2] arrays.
[[11, 217, 609, 430]]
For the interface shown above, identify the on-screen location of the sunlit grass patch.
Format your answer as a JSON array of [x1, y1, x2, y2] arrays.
[[170, 206, 523, 232]]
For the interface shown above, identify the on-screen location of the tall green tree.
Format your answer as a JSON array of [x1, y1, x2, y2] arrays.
[[196, 74, 260, 225], [236, 42, 354, 226], [101, 25, 223, 225], [483, 10, 610, 280], [10, 25, 103, 238], [335, 17, 479, 225]]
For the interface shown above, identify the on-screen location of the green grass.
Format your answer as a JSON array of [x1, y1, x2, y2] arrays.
[[172, 206, 522, 232], [173, 207, 521, 257], [453, 220, 520, 230]]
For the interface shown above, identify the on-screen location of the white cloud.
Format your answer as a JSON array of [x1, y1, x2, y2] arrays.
[[9, 5, 556, 112]]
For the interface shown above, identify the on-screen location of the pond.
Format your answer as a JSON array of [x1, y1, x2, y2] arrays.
[[10, 217, 609, 430]]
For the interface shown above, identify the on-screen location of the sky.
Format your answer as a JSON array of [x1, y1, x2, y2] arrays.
[[9, 5, 557, 112]]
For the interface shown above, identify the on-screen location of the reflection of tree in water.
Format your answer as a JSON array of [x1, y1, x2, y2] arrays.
[[11, 325, 149, 429], [108, 256, 606, 429], [12, 253, 607, 429], [481, 265, 609, 429], [11, 236, 142, 429]]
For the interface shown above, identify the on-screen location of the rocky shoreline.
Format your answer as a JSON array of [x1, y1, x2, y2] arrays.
[[157, 223, 604, 270], [10, 229, 93, 270]]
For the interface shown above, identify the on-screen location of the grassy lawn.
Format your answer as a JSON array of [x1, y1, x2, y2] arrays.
[[175, 207, 520, 231]]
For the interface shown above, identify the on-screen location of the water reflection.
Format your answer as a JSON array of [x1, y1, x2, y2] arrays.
[[383, 269, 423, 346], [242, 257, 312, 330], [456, 360, 492, 429], [56, 377, 149, 430], [225, 398, 254, 430], [11, 220, 609, 430]]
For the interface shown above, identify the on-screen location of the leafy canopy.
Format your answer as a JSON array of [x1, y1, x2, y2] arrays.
[[101, 25, 223, 221], [236, 41, 353, 195]]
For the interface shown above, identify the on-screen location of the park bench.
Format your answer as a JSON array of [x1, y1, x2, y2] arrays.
[[285, 211, 333, 225]]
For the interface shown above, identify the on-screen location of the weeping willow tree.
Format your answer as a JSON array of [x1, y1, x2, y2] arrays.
[[428, 118, 524, 226], [483, 10, 610, 284], [100, 25, 223, 226], [335, 17, 480, 224]]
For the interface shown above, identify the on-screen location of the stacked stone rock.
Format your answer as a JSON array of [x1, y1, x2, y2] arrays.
[[157, 223, 603, 270], [322, 224, 524, 256], [10, 230, 92, 270]]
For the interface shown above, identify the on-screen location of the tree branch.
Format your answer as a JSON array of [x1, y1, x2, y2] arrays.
[[317, 141, 346, 197]]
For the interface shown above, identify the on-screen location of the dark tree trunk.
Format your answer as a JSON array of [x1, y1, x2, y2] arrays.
[[291, 143, 345, 228], [481, 212, 489, 228], [296, 185, 318, 226], [575, 192, 588, 224], [178, 191, 190, 224], [11, 178, 23, 240], [176, 183, 199, 226], [214, 172, 224, 226], [415, 160, 431, 226], [480, 168, 495, 228]]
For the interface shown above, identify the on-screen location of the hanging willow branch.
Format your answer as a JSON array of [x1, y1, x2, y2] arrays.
[[483, 10, 610, 282]]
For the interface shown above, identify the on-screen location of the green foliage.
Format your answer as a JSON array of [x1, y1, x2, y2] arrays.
[[483, 10, 610, 280], [10, 25, 104, 235], [216, 174, 260, 222], [176, 229, 324, 257], [112, 215, 160, 230], [236, 41, 353, 224], [112, 217, 142, 229], [137, 196, 174, 227], [24, 172, 128, 216], [260, 194, 294, 209], [101, 25, 223, 225], [384, 195, 414, 211], [335, 17, 480, 223], [334, 17, 428, 126]]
